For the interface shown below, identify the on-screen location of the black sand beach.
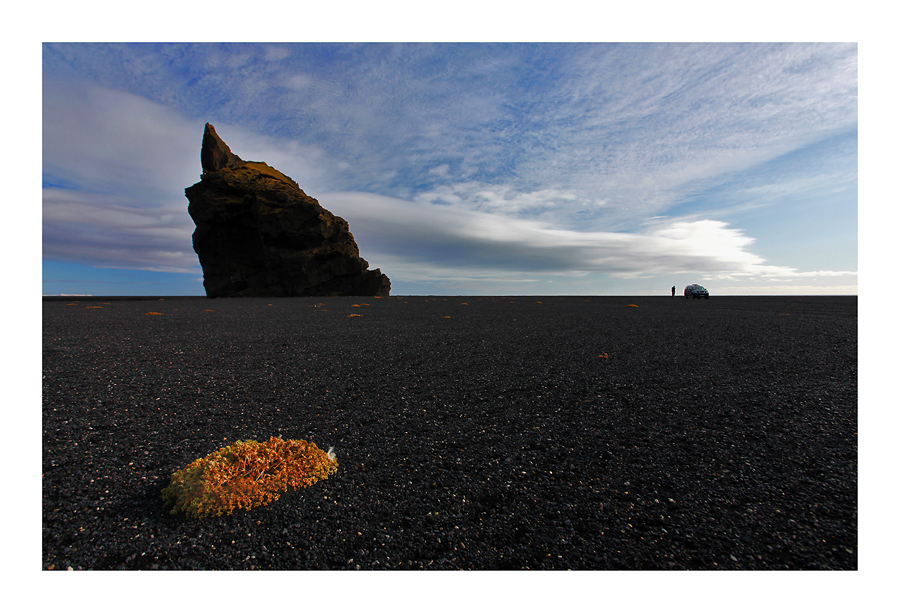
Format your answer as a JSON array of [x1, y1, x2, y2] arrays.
[[42, 295, 857, 570]]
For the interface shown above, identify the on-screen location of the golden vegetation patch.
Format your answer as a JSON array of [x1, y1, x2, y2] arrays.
[[162, 437, 338, 519], [241, 161, 297, 186]]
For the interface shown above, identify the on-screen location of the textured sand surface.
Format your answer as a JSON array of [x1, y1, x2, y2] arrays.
[[42, 295, 857, 569]]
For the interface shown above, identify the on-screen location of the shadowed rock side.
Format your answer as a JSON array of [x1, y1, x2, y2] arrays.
[[186, 123, 390, 298], [200, 123, 244, 172]]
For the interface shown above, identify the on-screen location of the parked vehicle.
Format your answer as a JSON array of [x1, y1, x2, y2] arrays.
[[684, 284, 710, 299]]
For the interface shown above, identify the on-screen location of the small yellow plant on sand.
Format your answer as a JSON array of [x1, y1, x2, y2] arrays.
[[162, 437, 338, 518]]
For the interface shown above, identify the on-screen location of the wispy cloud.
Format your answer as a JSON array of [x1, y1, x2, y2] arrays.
[[42, 43, 857, 294], [44, 43, 856, 223]]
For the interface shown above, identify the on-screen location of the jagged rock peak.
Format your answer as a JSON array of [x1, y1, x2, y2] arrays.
[[186, 124, 391, 298], [200, 123, 244, 173]]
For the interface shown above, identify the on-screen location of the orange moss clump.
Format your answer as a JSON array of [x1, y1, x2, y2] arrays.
[[162, 437, 338, 518]]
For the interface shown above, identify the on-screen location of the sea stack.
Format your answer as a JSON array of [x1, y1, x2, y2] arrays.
[[185, 123, 390, 298]]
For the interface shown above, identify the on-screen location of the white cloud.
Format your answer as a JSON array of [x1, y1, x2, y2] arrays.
[[413, 182, 579, 216], [43, 188, 198, 274], [44, 44, 856, 226], [42, 78, 201, 199], [321, 191, 857, 284], [41, 79, 340, 274], [264, 46, 291, 62], [285, 73, 314, 90], [42, 44, 856, 295], [711, 284, 858, 295]]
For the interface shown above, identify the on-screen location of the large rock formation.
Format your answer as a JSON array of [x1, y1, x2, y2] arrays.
[[186, 123, 390, 298]]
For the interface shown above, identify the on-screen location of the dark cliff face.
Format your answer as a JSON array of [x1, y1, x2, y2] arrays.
[[186, 123, 390, 298]]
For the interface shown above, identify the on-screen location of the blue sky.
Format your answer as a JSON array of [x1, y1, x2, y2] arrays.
[[42, 41, 858, 295]]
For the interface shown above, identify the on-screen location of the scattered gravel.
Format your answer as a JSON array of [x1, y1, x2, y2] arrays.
[[42, 295, 857, 570]]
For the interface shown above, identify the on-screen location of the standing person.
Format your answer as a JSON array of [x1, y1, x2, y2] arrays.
[[671, 285, 676, 297]]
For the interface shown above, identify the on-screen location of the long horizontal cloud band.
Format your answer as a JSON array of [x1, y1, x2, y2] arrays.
[[42, 178, 855, 283], [42, 188, 198, 274], [320, 192, 855, 280]]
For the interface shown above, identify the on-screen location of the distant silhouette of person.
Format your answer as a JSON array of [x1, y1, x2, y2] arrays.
[[671, 285, 676, 297]]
